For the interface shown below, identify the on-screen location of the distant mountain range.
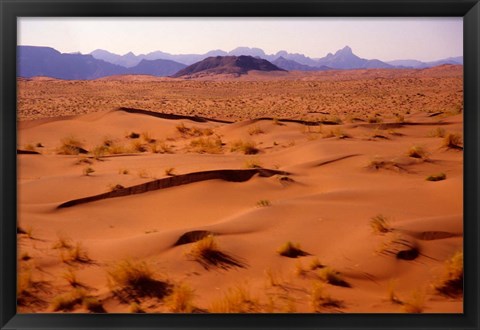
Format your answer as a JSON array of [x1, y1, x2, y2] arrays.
[[17, 45, 463, 80], [172, 55, 286, 77], [18, 46, 186, 80]]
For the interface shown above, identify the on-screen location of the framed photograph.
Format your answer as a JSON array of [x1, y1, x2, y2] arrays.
[[1, 0, 479, 329]]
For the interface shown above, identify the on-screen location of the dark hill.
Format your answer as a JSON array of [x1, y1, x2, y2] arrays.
[[172, 55, 286, 77], [272, 56, 331, 71]]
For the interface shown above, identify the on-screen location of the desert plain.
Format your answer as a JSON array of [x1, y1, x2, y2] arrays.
[[17, 65, 463, 313]]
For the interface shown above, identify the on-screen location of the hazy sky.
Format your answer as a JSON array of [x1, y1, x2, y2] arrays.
[[18, 18, 462, 61]]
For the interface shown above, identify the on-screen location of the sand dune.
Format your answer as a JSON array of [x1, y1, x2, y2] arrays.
[[17, 67, 463, 313]]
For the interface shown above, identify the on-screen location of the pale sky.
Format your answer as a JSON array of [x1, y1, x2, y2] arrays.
[[18, 17, 462, 62]]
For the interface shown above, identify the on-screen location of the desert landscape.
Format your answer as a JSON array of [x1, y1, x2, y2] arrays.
[[17, 62, 463, 314]]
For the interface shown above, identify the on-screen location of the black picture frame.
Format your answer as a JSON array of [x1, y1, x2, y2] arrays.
[[1, 0, 479, 329]]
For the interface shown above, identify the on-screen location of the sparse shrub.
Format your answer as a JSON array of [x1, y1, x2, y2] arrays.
[[295, 260, 307, 277], [244, 158, 262, 169], [24, 143, 36, 151], [17, 267, 34, 302], [62, 242, 90, 263], [189, 235, 218, 261], [442, 133, 463, 149], [130, 140, 147, 153], [108, 143, 127, 154], [265, 268, 282, 287], [210, 285, 259, 313], [165, 283, 195, 312], [108, 184, 125, 192], [20, 251, 31, 261], [323, 128, 350, 139], [137, 169, 150, 179], [83, 297, 105, 313], [176, 123, 213, 137], [50, 288, 87, 311], [248, 126, 264, 135], [310, 258, 324, 270], [429, 127, 446, 138], [91, 145, 108, 159], [434, 251, 463, 296], [36, 142, 44, 148], [310, 282, 342, 312], [127, 132, 140, 139], [63, 268, 81, 287], [387, 280, 402, 304], [230, 140, 259, 155], [150, 140, 173, 154], [368, 116, 382, 123], [107, 259, 155, 293], [370, 214, 391, 234], [141, 131, 155, 143], [426, 173, 446, 181], [407, 146, 427, 159], [402, 290, 425, 313], [165, 167, 175, 176], [256, 199, 271, 207], [57, 136, 86, 155], [83, 166, 95, 176], [129, 302, 145, 313], [53, 234, 73, 250], [189, 136, 223, 154], [277, 241, 306, 258], [25, 226, 34, 239], [118, 168, 129, 175], [319, 267, 350, 287]]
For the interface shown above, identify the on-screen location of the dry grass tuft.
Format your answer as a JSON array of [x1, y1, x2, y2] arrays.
[[53, 234, 73, 250], [277, 241, 307, 258], [370, 214, 392, 234], [165, 283, 196, 312], [256, 199, 271, 207], [176, 123, 213, 137], [164, 167, 176, 176], [429, 127, 446, 138], [61, 242, 90, 264], [248, 126, 265, 135], [426, 173, 446, 181], [387, 280, 402, 304], [230, 140, 259, 155], [402, 289, 425, 313], [83, 297, 105, 313], [310, 282, 343, 312], [150, 140, 173, 154], [210, 285, 260, 313], [434, 251, 463, 297], [189, 136, 223, 154], [407, 146, 428, 159], [318, 267, 350, 287], [57, 136, 87, 155], [442, 133, 463, 150], [83, 166, 95, 176], [244, 158, 262, 169], [189, 235, 218, 261], [264, 268, 282, 287], [62, 268, 82, 287], [129, 302, 145, 313], [309, 257, 324, 270], [107, 259, 155, 292], [50, 288, 87, 311]]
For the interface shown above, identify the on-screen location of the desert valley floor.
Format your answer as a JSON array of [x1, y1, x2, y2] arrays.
[[17, 66, 463, 313]]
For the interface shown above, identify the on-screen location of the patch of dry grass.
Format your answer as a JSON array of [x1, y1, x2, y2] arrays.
[[244, 158, 262, 169], [189, 136, 223, 154], [50, 288, 87, 311], [426, 173, 446, 181], [83, 166, 95, 176], [402, 289, 425, 313], [370, 214, 392, 234], [277, 241, 307, 258], [57, 136, 86, 155], [107, 259, 155, 293], [434, 251, 463, 297], [248, 126, 265, 135], [318, 267, 350, 287], [442, 133, 463, 149], [230, 140, 259, 155], [165, 283, 195, 313], [429, 127, 446, 138], [407, 146, 428, 159], [310, 282, 343, 312], [210, 285, 260, 313]]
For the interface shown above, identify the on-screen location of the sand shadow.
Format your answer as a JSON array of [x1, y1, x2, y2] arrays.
[[193, 250, 247, 271]]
